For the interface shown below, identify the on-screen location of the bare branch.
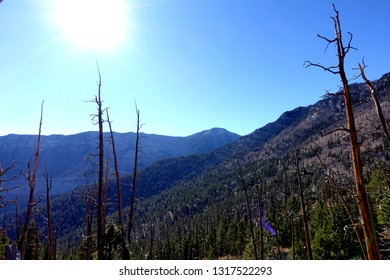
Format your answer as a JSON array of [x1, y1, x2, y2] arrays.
[[317, 33, 337, 44], [317, 33, 337, 54], [344, 32, 358, 54], [0, 198, 16, 209], [84, 194, 99, 208], [321, 90, 343, 99], [320, 124, 350, 137], [304, 61, 340, 75]]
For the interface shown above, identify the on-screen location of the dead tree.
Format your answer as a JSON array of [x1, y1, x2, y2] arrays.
[[237, 160, 258, 259], [20, 100, 44, 260], [44, 168, 53, 260], [249, 160, 264, 259], [95, 65, 105, 260], [0, 162, 19, 210], [103, 146, 111, 231], [14, 197, 20, 240], [33, 202, 39, 259], [305, 5, 380, 259], [316, 154, 367, 259], [106, 108, 123, 233], [128, 104, 141, 251], [293, 145, 312, 260], [358, 62, 390, 142], [255, 183, 264, 260], [83, 173, 93, 260]]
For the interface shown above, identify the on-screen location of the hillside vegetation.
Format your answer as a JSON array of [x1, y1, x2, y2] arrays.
[[2, 72, 390, 260]]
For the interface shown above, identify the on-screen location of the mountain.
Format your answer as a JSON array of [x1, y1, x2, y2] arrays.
[[118, 71, 390, 260], [0, 128, 240, 195], [3, 72, 390, 260]]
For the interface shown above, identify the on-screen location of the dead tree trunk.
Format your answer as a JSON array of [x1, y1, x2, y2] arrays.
[[305, 4, 379, 259], [128, 104, 141, 251], [103, 148, 111, 231], [106, 109, 123, 233], [96, 65, 105, 260], [316, 154, 367, 259], [83, 174, 93, 260], [15, 198, 20, 241], [20, 100, 44, 260], [358, 63, 390, 142], [291, 214, 295, 260], [44, 168, 53, 260], [33, 204, 39, 259], [293, 145, 312, 260], [255, 184, 264, 260], [237, 160, 258, 259]]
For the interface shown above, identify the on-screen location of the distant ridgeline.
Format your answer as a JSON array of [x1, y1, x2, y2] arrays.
[[1, 72, 390, 259], [0, 128, 240, 197]]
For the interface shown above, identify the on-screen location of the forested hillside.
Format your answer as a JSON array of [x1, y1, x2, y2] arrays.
[[2, 72, 390, 260]]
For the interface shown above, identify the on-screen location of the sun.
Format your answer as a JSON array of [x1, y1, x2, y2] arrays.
[[51, 0, 128, 52]]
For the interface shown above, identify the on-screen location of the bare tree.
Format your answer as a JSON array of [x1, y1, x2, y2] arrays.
[[358, 62, 390, 142], [316, 153, 367, 259], [305, 5, 379, 259], [83, 173, 94, 260], [293, 144, 312, 260], [237, 160, 258, 259], [0, 162, 19, 209], [95, 65, 105, 260], [128, 103, 141, 251], [106, 108, 123, 233], [255, 183, 264, 260], [20, 100, 44, 260], [44, 167, 53, 260], [33, 201, 40, 259], [249, 160, 264, 260]]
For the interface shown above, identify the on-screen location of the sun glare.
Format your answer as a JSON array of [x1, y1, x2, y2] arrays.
[[51, 0, 128, 52]]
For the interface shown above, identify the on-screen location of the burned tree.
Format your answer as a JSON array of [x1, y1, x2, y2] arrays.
[[237, 160, 258, 260], [358, 62, 390, 142], [95, 65, 105, 260], [128, 103, 141, 251], [293, 145, 312, 260], [20, 101, 44, 260], [0, 162, 19, 210], [305, 5, 380, 259], [106, 108, 123, 233], [44, 168, 53, 260]]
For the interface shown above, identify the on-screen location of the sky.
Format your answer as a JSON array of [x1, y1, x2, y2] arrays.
[[1, 0, 390, 137]]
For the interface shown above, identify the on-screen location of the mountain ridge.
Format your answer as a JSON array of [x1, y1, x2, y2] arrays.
[[0, 127, 240, 196], [3, 71, 390, 259]]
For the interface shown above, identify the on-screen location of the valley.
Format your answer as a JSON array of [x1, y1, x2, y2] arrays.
[[2, 73, 390, 260]]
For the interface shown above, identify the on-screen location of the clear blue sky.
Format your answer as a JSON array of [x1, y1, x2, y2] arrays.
[[1, 0, 390, 137]]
